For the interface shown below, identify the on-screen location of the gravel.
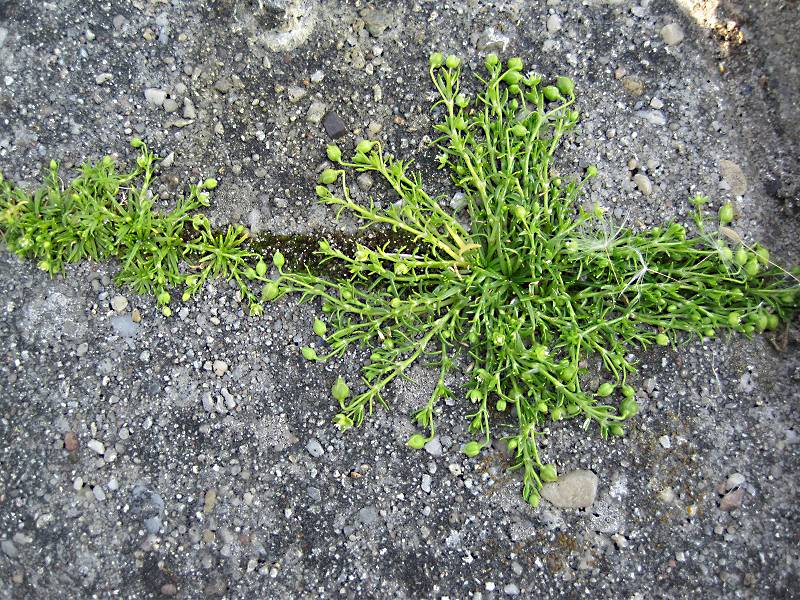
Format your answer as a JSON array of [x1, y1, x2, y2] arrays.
[[0, 1, 798, 598]]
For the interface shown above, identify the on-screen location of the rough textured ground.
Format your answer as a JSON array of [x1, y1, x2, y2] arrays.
[[1, 0, 798, 598]]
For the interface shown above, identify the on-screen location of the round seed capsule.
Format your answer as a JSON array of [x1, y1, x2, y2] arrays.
[[326, 144, 342, 162], [319, 169, 338, 185], [767, 314, 779, 330], [313, 318, 327, 336], [539, 464, 558, 483], [556, 76, 575, 96], [485, 53, 499, 69], [356, 139, 375, 154], [429, 52, 444, 68], [718, 202, 734, 225], [734, 247, 748, 266], [727, 312, 741, 327], [609, 424, 625, 437], [655, 333, 669, 346], [596, 383, 615, 397], [744, 257, 759, 277], [719, 246, 733, 262], [203, 178, 218, 190], [301, 347, 318, 361], [620, 398, 639, 419], [331, 376, 350, 402], [543, 86, 561, 101], [507, 57, 523, 71], [262, 281, 279, 301], [462, 441, 482, 458], [273, 251, 285, 270], [445, 55, 461, 69], [256, 259, 267, 277], [496, 399, 507, 412]]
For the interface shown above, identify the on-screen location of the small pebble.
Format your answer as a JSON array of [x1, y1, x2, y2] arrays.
[[212, 360, 228, 377], [633, 173, 653, 196], [306, 438, 324, 458], [658, 435, 671, 449], [110, 295, 128, 313], [661, 23, 685, 46], [144, 88, 167, 106], [546, 14, 562, 33], [87, 439, 105, 454], [64, 432, 79, 452]]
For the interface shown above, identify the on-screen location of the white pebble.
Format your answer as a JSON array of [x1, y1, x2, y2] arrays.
[[87, 439, 105, 454]]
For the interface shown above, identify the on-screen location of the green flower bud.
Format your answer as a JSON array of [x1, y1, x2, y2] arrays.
[[766, 313, 779, 331], [255, 259, 267, 277], [485, 53, 499, 69], [586, 165, 598, 178], [596, 383, 615, 397], [528, 494, 541, 508], [273, 251, 285, 270], [556, 76, 575, 96], [508, 84, 521, 95], [744, 257, 759, 277], [511, 124, 528, 137], [313, 318, 327, 337], [319, 169, 338, 185], [262, 281, 279, 301], [203, 178, 218, 190], [543, 86, 561, 101], [719, 246, 733, 262], [157, 291, 171, 305], [130, 137, 144, 148], [609, 423, 625, 437], [301, 346, 318, 361], [507, 57, 523, 71], [718, 202, 734, 224], [734, 247, 748, 266], [754, 312, 768, 332], [550, 406, 564, 421], [496, 398, 507, 412], [536, 401, 549, 413], [655, 333, 669, 346], [620, 398, 639, 419], [162, 306, 172, 317], [331, 376, 350, 402], [727, 312, 741, 327], [407, 434, 427, 449], [429, 52, 444, 68], [502, 70, 523, 85], [445, 54, 461, 69], [455, 94, 469, 108], [250, 303, 264, 316], [356, 139, 375, 154], [182, 291, 191, 302], [621, 385, 635, 399], [539, 464, 558, 483], [704, 328, 715, 337], [326, 144, 342, 162], [462, 441, 482, 458], [244, 266, 257, 280], [566, 403, 580, 416], [513, 205, 527, 220], [754, 244, 770, 266]]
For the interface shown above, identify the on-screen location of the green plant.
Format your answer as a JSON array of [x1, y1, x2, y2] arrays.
[[0, 141, 259, 316], [271, 53, 799, 506], [0, 54, 797, 507]]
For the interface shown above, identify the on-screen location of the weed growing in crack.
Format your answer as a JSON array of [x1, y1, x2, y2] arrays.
[[273, 53, 799, 505], [0, 54, 797, 506]]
